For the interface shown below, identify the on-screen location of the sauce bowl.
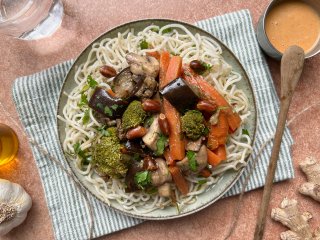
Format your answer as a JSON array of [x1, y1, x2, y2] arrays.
[[256, 0, 320, 60]]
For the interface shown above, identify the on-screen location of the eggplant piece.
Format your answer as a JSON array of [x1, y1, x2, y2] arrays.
[[125, 162, 143, 192], [160, 77, 199, 113], [88, 87, 127, 119], [113, 67, 144, 99], [122, 140, 146, 156]]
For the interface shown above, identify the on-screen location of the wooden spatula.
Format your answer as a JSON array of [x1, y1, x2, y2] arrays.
[[254, 45, 305, 240]]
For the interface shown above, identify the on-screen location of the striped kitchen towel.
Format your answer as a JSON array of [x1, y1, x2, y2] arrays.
[[12, 9, 294, 240]]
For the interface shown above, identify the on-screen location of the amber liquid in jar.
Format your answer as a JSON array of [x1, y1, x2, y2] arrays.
[[0, 124, 19, 166]]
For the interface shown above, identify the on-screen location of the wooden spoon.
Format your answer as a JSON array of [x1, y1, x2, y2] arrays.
[[253, 46, 305, 240]]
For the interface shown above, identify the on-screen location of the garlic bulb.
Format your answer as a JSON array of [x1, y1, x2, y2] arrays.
[[0, 179, 32, 236]]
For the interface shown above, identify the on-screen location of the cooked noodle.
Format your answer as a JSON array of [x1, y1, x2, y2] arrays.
[[58, 24, 252, 213]]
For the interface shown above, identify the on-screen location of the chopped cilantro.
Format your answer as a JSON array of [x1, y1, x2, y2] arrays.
[[198, 179, 207, 185], [150, 27, 159, 33], [202, 62, 212, 71], [87, 75, 98, 88], [96, 103, 104, 111], [111, 104, 119, 111], [144, 115, 154, 128], [187, 150, 197, 172], [140, 39, 149, 50], [242, 129, 250, 136], [78, 93, 88, 108], [203, 127, 210, 136], [82, 109, 90, 125], [81, 84, 90, 93], [104, 106, 113, 116], [162, 28, 173, 34], [134, 171, 151, 189], [155, 134, 168, 156], [73, 142, 92, 165], [96, 125, 111, 136]]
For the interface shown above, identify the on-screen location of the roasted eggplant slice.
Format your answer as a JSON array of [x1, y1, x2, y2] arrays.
[[160, 77, 199, 113], [113, 67, 144, 99], [88, 87, 127, 119]]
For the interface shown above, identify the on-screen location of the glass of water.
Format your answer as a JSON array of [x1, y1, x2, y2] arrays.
[[0, 0, 63, 40]]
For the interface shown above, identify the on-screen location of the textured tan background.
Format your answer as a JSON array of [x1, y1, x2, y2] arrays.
[[1, 0, 320, 239]]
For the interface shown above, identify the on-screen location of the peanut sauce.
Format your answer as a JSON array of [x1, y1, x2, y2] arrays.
[[265, 0, 320, 53]]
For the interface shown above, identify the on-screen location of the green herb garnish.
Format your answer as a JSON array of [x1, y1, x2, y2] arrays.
[[242, 129, 250, 136], [155, 134, 168, 156], [203, 127, 210, 136], [96, 125, 111, 136], [134, 171, 151, 189], [217, 106, 230, 111], [202, 62, 212, 71], [81, 84, 90, 93], [140, 39, 149, 49], [144, 115, 154, 128], [187, 150, 197, 172], [104, 106, 113, 116], [162, 28, 173, 34], [198, 179, 207, 185], [73, 142, 92, 165], [87, 75, 98, 88], [82, 109, 90, 125], [111, 104, 119, 111], [96, 102, 104, 111], [150, 27, 159, 33], [78, 93, 88, 108]]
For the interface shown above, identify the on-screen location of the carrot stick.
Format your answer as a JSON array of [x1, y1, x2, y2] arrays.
[[207, 111, 228, 151], [169, 166, 189, 195], [146, 51, 160, 60], [163, 99, 185, 161], [200, 168, 211, 178], [159, 51, 170, 89], [207, 145, 227, 167], [107, 88, 116, 97], [214, 144, 227, 160], [163, 56, 182, 86], [164, 148, 175, 166], [183, 65, 241, 132]]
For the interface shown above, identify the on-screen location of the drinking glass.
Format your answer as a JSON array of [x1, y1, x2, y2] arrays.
[[0, 0, 63, 40], [0, 124, 19, 166]]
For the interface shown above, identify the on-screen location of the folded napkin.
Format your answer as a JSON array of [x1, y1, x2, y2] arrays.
[[12, 9, 294, 240]]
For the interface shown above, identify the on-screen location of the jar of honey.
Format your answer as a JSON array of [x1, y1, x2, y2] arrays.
[[0, 124, 19, 166]]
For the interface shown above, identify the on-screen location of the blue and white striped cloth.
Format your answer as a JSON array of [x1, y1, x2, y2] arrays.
[[12, 9, 294, 240]]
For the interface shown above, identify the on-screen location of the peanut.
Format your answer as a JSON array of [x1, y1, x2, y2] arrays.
[[126, 126, 147, 140], [142, 99, 161, 112], [158, 113, 170, 136], [99, 65, 117, 78], [196, 100, 217, 113], [190, 60, 206, 73]]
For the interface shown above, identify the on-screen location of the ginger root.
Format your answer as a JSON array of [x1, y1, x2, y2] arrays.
[[300, 157, 320, 202], [271, 198, 320, 240]]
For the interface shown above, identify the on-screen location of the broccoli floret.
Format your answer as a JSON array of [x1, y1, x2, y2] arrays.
[[181, 110, 206, 140], [122, 100, 146, 130], [92, 128, 130, 178]]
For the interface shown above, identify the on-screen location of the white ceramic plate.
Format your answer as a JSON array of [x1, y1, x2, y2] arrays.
[[56, 19, 257, 220]]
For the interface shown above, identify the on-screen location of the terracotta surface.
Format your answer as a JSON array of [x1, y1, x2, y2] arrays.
[[1, 0, 320, 239]]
